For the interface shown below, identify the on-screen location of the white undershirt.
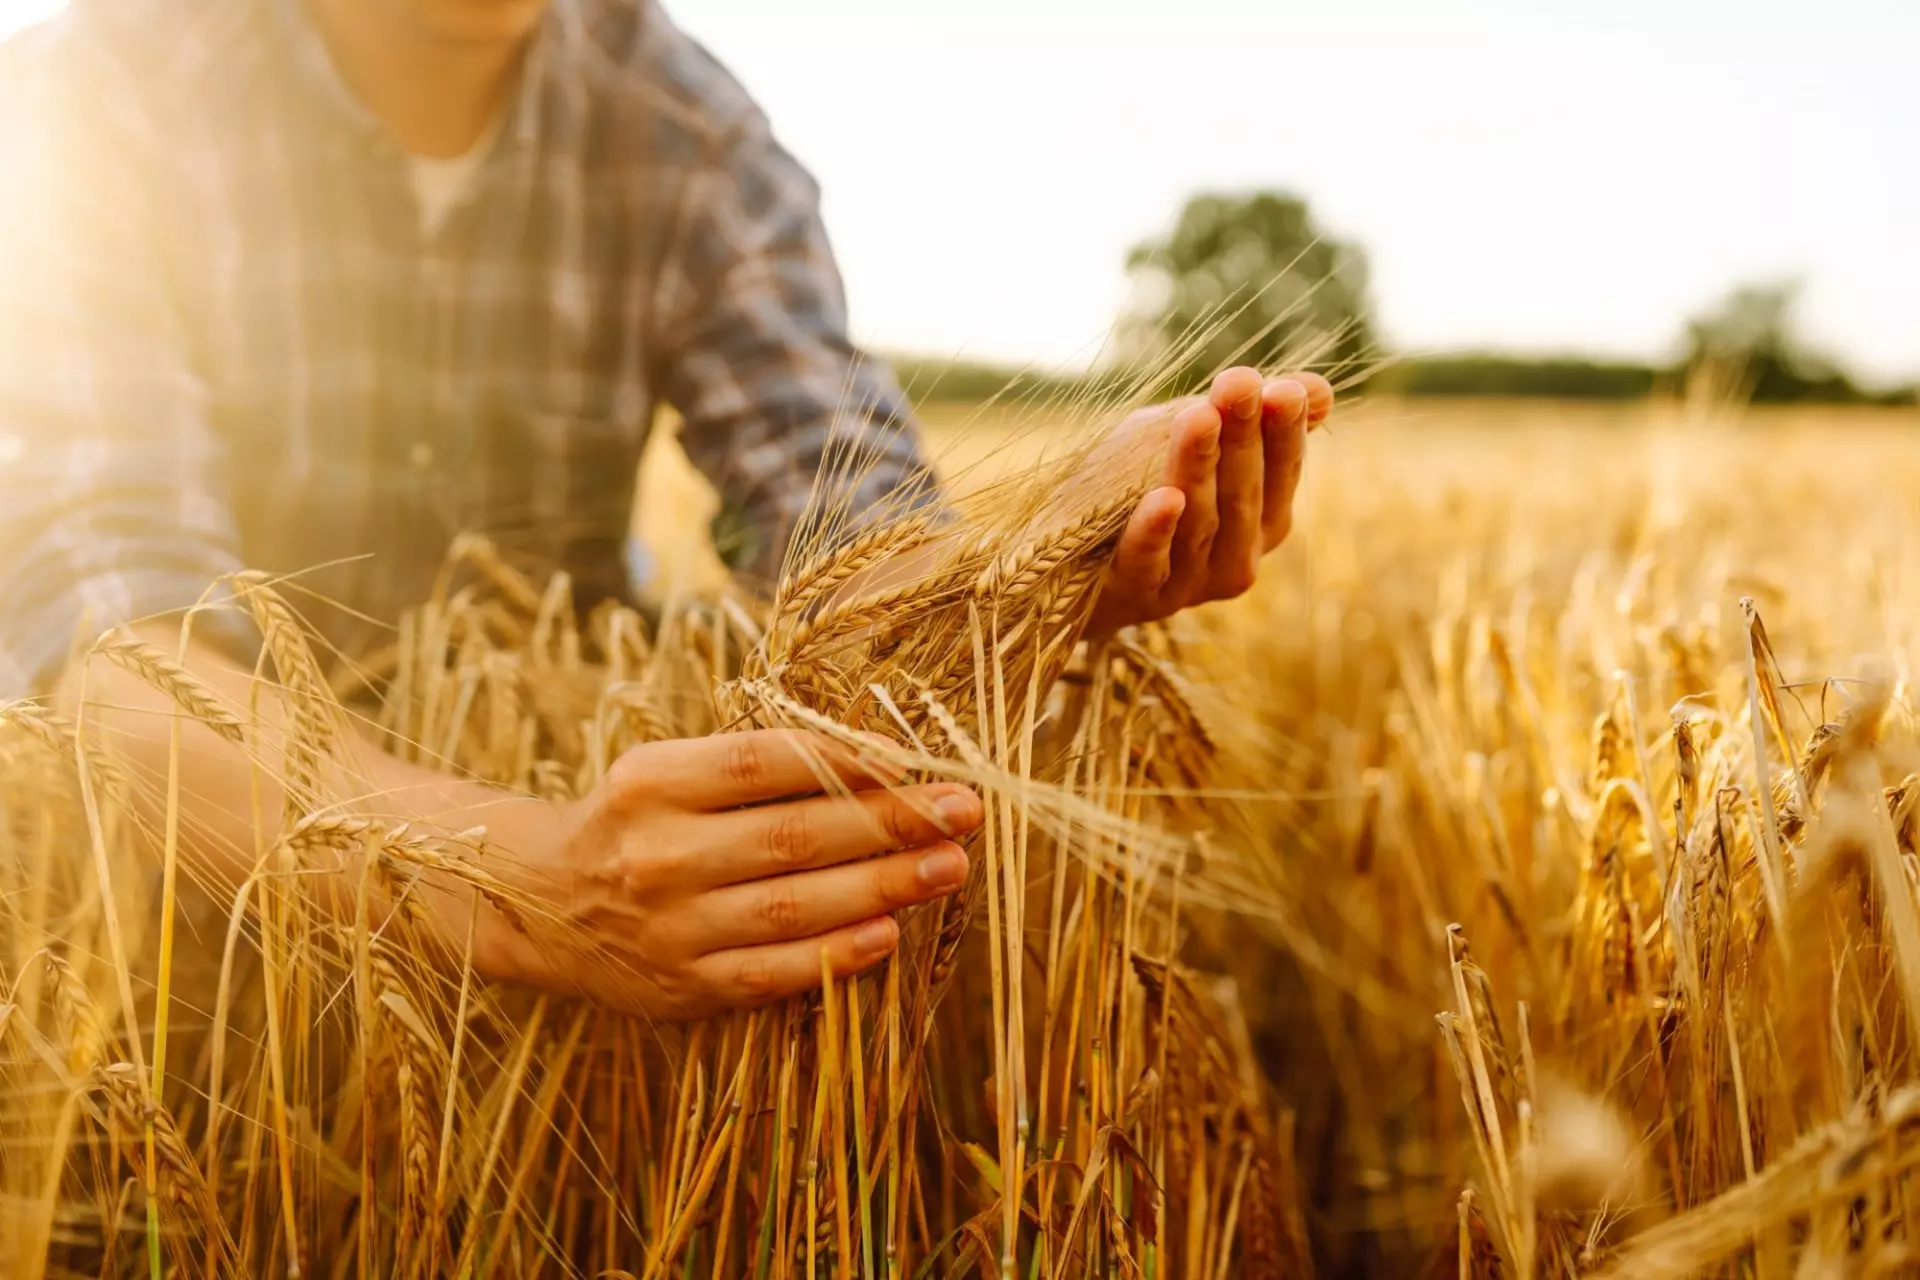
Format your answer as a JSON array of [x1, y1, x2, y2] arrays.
[[407, 113, 504, 238]]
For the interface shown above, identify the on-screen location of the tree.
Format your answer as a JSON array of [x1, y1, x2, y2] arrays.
[[1120, 192, 1375, 394], [1679, 280, 1869, 404]]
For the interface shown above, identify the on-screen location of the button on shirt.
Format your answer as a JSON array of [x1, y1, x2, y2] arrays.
[[0, 0, 935, 692]]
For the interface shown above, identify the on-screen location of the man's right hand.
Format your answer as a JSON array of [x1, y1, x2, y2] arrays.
[[60, 625, 975, 1023], [478, 729, 981, 1020]]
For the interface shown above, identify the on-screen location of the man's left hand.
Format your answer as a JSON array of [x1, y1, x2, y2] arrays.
[[1086, 366, 1334, 635]]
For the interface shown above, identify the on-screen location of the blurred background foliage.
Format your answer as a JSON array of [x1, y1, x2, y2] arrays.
[[894, 190, 1918, 409]]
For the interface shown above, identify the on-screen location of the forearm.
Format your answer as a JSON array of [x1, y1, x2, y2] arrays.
[[45, 614, 990, 1020], [53, 621, 559, 967]]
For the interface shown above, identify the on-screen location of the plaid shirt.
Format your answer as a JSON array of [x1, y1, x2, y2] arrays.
[[0, 0, 932, 693]]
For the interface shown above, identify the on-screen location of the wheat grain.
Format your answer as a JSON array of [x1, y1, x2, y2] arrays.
[[95, 633, 248, 745]]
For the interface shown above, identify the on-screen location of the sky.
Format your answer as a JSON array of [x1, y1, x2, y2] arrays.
[[4, 0, 1915, 385]]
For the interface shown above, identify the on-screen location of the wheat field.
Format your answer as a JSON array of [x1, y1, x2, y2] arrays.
[[5, 390, 1920, 1278]]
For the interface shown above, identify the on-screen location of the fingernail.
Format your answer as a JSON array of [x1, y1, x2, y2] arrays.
[[1233, 393, 1260, 421], [855, 918, 897, 954], [917, 846, 968, 890], [934, 790, 980, 829]]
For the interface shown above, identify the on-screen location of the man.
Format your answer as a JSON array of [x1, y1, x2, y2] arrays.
[[0, 0, 1333, 1019]]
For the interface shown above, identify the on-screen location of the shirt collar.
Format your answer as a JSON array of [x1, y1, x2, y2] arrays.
[[514, 0, 593, 149]]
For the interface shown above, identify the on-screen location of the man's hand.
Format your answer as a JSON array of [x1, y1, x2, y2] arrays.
[[65, 623, 978, 1024], [1086, 366, 1334, 635], [485, 729, 982, 1020]]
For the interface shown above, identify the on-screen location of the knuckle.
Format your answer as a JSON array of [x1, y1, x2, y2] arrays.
[[1219, 561, 1258, 598], [687, 963, 729, 1003], [721, 737, 769, 792], [604, 745, 662, 807], [1187, 504, 1221, 542], [763, 807, 814, 866], [880, 860, 924, 909], [879, 794, 924, 847], [605, 842, 674, 902], [1120, 553, 1169, 596], [731, 955, 780, 1001], [1270, 419, 1307, 463], [756, 885, 804, 935]]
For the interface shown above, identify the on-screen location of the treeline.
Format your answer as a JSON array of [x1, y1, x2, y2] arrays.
[[1369, 355, 1657, 399], [1369, 354, 1915, 404], [892, 353, 1918, 407], [990, 189, 1920, 411], [889, 359, 1082, 406], [889, 358, 1178, 408]]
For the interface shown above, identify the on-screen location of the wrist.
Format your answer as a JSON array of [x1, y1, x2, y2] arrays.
[[451, 787, 579, 985], [347, 749, 574, 983]]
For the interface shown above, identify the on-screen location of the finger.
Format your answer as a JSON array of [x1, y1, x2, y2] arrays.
[[1261, 379, 1310, 545], [702, 782, 983, 884], [1093, 487, 1185, 630], [1161, 399, 1223, 600], [694, 915, 905, 1006], [1289, 370, 1335, 426], [1204, 367, 1265, 599], [1090, 397, 1199, 489], [1261, 376, 1309, 434], [607, 729, 901, 812], [694, 841, 968, 949]]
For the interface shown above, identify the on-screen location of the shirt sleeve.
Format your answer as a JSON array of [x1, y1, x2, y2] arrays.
[[647, 30, 940, 587], [0, 35, 252, 697]]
